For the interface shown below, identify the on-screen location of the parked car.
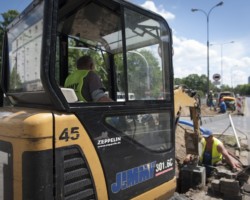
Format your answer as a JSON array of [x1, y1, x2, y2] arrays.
[[217, 91, 236, 111]]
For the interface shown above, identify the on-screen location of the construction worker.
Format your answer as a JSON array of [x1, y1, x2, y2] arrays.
[[64, 55, 112, 102], [184, 128, 241, 176], [218, 98, 227, 113], [207, 90, 213, 108]]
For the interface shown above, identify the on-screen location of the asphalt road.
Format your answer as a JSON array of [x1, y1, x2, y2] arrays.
[[199, 97, 250, 165], [201, 97, 250, 140]]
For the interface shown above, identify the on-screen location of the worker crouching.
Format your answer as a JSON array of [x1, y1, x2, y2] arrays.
[[184, 128, 241, 177]]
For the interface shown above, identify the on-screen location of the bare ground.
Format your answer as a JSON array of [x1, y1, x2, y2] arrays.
[[175, 104, 240, 162], [174, 105, 249, 199], [175, 104, 219, 167]]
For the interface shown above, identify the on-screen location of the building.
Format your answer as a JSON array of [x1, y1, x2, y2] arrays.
[[10, 19, 43, 91]]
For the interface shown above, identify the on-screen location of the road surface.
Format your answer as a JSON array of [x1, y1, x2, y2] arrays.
[[201, 97, 250, 142]]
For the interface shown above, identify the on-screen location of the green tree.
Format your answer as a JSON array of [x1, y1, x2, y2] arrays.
[[174, 74, 221, 97], [0, 10, 19, 105], [67, 43, 175, 99], [126, 49, 162, 99], [220, 84, 232, 92], [182, 74, 207, 96], [140, 49, 161, 98], [174, 78, 182, 86], [0, 10, 19, 66], [67, 40, 109, 89], [234, 84, 250, 96], [9, 62, 22, 90]]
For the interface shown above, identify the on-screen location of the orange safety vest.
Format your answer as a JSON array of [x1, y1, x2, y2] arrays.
[[199, 137, 223, 165]]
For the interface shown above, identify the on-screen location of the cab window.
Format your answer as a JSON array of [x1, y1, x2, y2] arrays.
[[56, 1, 171, 103], [7, 2, 44, 93]]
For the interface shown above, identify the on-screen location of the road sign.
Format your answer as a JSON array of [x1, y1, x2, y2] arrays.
[[213, 73, 221, 81]]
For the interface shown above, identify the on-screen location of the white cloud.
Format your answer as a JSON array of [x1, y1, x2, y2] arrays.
[[173, 36, 207, 77], [140, 1, 175, 20], [137, 0, 250, 86], [173, 36, 250, 86]]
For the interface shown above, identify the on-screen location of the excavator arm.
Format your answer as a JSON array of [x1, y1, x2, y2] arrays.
[[174, 85, 202, 155]]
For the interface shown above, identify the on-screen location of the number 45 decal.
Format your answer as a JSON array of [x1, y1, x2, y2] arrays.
[[59, 127, 80, 142]]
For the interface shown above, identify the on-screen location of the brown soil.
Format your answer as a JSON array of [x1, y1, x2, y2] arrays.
[[175, 105, 218, 178], [174, 105, 248, 199]]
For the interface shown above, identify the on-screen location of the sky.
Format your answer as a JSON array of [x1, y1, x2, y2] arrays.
[[1, 0, 250, 87]]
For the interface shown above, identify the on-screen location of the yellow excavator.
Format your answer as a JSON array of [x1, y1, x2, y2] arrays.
[[0, 0, 178, 199]]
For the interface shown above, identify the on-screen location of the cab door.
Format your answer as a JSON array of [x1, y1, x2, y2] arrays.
[[54, 1, 175, 199]]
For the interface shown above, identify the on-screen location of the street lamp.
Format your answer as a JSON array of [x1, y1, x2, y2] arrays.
[[127, 51, 150, 90], [191, 1, 223, 96], [231, 66, 237, 89], [210, 41, 234, 85], [231, 67, 234, 88]]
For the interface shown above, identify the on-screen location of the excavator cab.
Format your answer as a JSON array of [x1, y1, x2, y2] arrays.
[[0, 0, 175, 199]]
